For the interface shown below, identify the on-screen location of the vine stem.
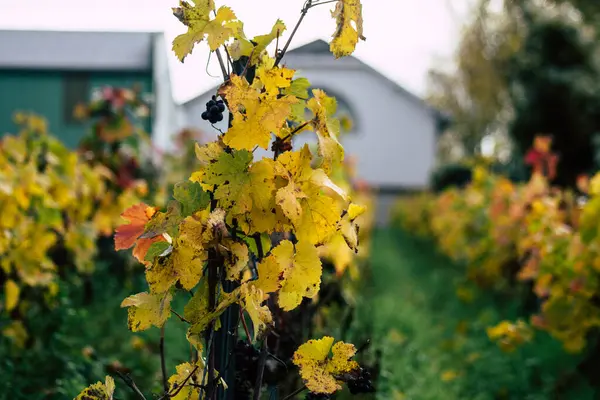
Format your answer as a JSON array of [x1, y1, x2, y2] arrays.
[[239, 307, 253, 345], [312, 0, 338, 6], [115, 370, 147, 400], [273, 0, 313, 68], [281, 120, 312, 142], [160, 365, 199, 400], [253, 340, 269, 400], [282, 385, 307, 400], [215, 48, 229, 81], [251, 233, 268, 400], [160, 325, 168, 394], [171, 309, 190, 324]]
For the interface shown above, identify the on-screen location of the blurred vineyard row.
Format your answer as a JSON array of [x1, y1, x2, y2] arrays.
[[0, 86, 376, 399], [393, 136, 600, 392]]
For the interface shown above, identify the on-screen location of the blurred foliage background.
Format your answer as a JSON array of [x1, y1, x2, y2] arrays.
[[430, 0, 600, 186]]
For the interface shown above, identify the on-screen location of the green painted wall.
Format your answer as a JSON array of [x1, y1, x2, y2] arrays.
[[0, 69, 152, 148]]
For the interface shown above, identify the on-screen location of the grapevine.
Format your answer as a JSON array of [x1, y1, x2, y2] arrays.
[[393, 135, 600, 355], [0, 113, 145, 347], [76, 0, 368, 399]]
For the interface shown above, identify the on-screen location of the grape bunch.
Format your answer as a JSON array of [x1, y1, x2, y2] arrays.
[[305, 393, 330, 400], [233, 340, 260, 398], [347, 368, 376, 394], [202, 95, 225, 124]]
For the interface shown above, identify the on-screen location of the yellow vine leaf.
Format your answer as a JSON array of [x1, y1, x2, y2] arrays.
[[205, 7, 238, 51], [224, 240, 250, 281], [241, 284, 273, 340], [192, 141, 225, 190], [339, 202, 365, 252], [2, 320, 28, 348], [185, 281, 240, 340], [195, 140, 225, 164], [5, 279, 20, 312], [202, 150, 278, 233], [319, 232, 353, 276], [238, 253, 286, 340], [146, 213, 209, 293], [271, 240, 322, 311], [168, 363, 199, 400], [218, 75, 297, 150], [487, 320, 533, 352], [203, 150, 257, 213], [255, 55, 295, 96], [168, 360, 226, 399], [171, 213, 209, 289], [228, 19, 286, 64], [121, 292, 172, 332], [330, 0, 366, 58], [308, 89, 344, 173], [172, 1, 238, 61], [293, 336, 360, 394], [168, 361, 203, 400], [348, 202, 366, 220], [254, 254, 285, 294], [75, 376, 115, 400], [275, 146, 346, 244]]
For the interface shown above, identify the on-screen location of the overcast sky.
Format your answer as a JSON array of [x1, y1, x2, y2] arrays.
[[0, 0, 472, 104]]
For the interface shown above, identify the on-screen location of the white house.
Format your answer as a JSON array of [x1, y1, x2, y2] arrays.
[[180, 40, 445, 224]]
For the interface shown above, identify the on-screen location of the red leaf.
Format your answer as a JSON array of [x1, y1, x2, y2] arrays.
[[524, 149, 542, 166]]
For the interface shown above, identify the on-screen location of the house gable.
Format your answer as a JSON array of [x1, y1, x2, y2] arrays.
[[0, 30, 157, 71], [0, 30, 167, 147]]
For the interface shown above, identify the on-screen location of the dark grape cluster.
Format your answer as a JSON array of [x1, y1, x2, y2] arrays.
[[202, 95, 225, 124], [347, 368, 376, 394], [305, 393, 330, 400], [233, 340, 260, 399]]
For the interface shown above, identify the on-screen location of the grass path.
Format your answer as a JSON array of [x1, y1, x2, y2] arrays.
[[349, 228, 590, 400]]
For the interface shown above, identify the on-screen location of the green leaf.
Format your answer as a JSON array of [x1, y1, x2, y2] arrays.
[[287, 77, 310, 98], [243, 233, 272, 257], [174, 181, 211, 217], [145, 241, 172, 262], [140, 201, 182, 239], [37, 207, 62, 230]]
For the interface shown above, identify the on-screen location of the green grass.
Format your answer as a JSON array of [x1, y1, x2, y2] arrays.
[[348, 228, 593, 400]]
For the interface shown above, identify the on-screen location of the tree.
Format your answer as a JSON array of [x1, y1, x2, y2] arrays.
[[427, 0, 521, 161], [504, 1, 600, 185]]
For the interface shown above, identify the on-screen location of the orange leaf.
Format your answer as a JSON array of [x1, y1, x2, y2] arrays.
[[115, 203, 156, 250], [134, 237, 166, 265]]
